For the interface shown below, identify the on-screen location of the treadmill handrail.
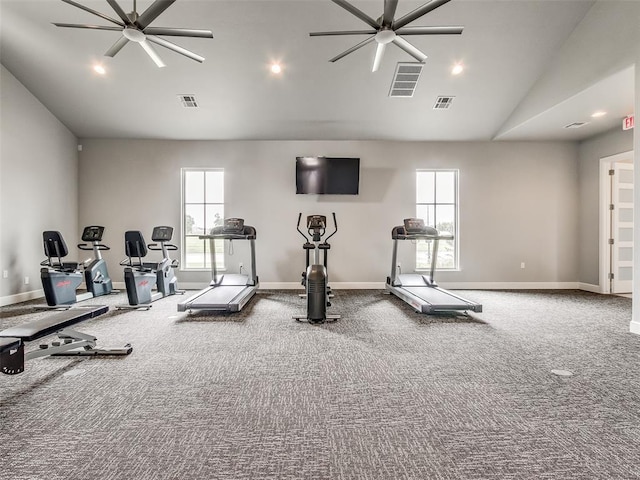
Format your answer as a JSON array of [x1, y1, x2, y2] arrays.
[[391, 225, 453, 241], [199, 234, 256, 240], [393, 233, 454, 241]]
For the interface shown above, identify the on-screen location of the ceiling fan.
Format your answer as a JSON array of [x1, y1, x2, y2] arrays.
[[53, 0, 213, 68], [310, 0, 463, 72]]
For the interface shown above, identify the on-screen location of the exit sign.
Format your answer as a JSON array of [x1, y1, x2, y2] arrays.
[[623, 114, 634, 130]]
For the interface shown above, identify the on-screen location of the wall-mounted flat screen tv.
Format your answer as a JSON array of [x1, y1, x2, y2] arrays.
[[296, 156, 360, 195]]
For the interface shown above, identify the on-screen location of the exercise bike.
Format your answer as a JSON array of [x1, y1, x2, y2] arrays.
[[119, 226, 183, 309], [40, 226, 115, 307], [293, 213, 340, 323]]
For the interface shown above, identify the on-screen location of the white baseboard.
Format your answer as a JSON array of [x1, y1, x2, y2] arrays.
[[111, 280, 591, 292], [630, 321, 640, 335], [578, 283, 602, 293], [258, 281, 584, 291], [436, 282, 580, 290], [0, 289, 44, 307], [173, 282, 210, 290], [257, 282, 386, 290]]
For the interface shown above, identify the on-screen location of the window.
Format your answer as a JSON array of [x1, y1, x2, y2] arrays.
[[182, 169, 224, 270], [416, 169, 458, 270]]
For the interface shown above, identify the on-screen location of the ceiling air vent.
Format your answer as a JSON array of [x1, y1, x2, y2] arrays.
[[433, 96, 455, 110], [389, 63, 424, 98], [564, 122, 588, 129], [178, 94, 198, 108]]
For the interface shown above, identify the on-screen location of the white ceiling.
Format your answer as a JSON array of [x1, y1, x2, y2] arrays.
[[0, 0, 636, 142]]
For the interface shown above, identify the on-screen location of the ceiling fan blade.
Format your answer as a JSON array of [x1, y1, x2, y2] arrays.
[[60, 0, 124, 27], [395, 25, 464, 35], [52, 23, 123, 32], [143, 27, 213, 38], [382, 0, 398, 27], [310, 30, 378, 37], [106, 0, 132, 25], [329, 35, 376, 62], [393, 0, 452, 30], [392, 36, 428, 62], [136, 0, 176, 30], [104, 35, 130, 57], [330, 0, 380, 29], [372, 42, 386, 72], [146, 35, 205, 63], [139, 39, 166, 67]]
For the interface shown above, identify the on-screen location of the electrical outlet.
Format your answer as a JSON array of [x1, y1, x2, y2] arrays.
[[520, 262, 526, 269], [24, 276, 30, 285], [2, 270, 7, 279]]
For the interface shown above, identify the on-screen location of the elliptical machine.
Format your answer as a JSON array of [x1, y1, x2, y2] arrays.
[[119, 226, 182, 309], [293, 213, 340, 324], [40, 226, 115, 307]]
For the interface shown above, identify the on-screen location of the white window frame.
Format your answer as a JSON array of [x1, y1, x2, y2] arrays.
[[416, 169, 459, 271], [181, 168, 225, 271]]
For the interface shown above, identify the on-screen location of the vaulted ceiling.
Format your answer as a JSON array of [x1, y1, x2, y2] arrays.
[[0, 0, 637, 141]]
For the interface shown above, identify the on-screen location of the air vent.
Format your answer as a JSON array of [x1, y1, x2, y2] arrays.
[[433, 96, 455, 109], [389, 63, 423, 98], [564, 122, 588, 129], [178, 94, 198, 108]]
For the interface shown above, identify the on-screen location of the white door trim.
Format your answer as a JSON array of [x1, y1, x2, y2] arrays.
[[599, 150, 634, 294]]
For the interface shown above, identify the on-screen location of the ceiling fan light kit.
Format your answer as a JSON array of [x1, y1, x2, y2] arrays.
[[375, 29, 396, 44], [122, 26, 145, 42], [53, 0, 213, 67], [310, 0, 463, 72]]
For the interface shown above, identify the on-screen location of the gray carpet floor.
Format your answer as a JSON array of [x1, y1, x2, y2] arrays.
[[0, 289, 638, 479]]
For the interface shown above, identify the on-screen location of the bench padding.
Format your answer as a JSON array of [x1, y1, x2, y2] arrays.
[[0, 306, 108, 342]]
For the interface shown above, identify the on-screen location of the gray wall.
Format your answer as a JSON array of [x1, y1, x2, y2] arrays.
[[2, 66, 623, 297], [0, 65, 78, 302], [577, 127, 634, 287], [78, 139, 579, 288]]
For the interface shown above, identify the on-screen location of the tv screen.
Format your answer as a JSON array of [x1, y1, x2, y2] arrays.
[[296, 156, 360, 195]]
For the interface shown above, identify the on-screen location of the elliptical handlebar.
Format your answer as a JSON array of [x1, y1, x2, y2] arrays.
[[323, 212, 338, 244], [296, 213, 309, 242]]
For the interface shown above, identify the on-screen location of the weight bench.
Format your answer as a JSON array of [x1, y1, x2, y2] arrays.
[[0, 305, 132, 375]]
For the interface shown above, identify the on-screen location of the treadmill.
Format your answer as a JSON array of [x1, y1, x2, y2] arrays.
[[386, 218, 482, 314], [177, 218, 258, 313]]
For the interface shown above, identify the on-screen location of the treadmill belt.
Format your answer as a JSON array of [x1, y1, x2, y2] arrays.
[[403, 286, 472, 309], [189, 286, 247, 308]]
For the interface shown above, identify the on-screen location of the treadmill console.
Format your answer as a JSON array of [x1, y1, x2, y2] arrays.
[[222, 218, 245, 234], [151, 226, 174, 242], [403, 218, 425, 234], [81, 225, 104, 242]]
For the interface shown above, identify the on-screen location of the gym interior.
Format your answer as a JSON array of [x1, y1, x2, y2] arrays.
[[1, 1, 640, 479]]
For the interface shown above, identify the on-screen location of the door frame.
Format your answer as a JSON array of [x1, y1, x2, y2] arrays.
[[599, 150, 634, 293]]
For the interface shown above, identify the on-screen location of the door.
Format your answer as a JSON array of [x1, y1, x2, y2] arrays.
[[610, 162, 634, 294]]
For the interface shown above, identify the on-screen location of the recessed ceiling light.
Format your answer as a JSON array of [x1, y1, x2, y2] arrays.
[[591, 111, 607, 118], [451, 63, 464, 75], [270, 63, 282, 74], [93, 65, 106, 75]]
